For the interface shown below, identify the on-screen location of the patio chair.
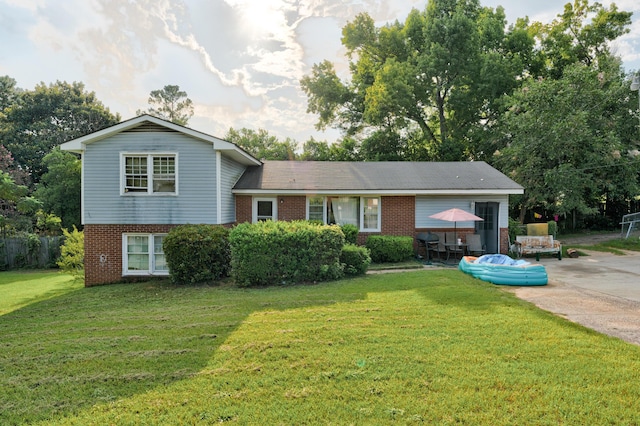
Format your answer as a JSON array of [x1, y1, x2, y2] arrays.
[[445, 232, 465, 262], [466, 234, 486, 256], [433, 232, 446, 261]]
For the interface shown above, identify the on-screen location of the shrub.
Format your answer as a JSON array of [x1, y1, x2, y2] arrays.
[[340, 244, 371, 275], [340, 223, 359, 245], [547, 220, 558, 238], [366, 235, 414, 263], [163, 225, 230, 285], [509, 217, 526, 243], [25, 233, 41, 266], [57, 226, 84, 278], [229, 221, 344, 287]]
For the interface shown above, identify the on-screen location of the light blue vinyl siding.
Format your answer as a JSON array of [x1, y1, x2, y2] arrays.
[[84, 132, 219, 224], [220, 155, 246, 224], [415, 195, 509, 228]]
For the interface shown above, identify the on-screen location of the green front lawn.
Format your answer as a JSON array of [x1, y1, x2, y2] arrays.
[[1, 270, 639, 424], [0, 270, 82, 316]]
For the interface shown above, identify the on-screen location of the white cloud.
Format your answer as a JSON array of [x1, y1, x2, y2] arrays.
[[1, 0, 639, 143]]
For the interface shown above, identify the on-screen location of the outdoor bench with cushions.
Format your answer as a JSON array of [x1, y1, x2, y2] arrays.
[[515, 235, 562, 261]]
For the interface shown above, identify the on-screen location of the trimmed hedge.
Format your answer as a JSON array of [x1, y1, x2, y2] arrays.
[[366, 235, 414, 263], [163, 224, 230, 284], [340, 244, 371, 276], [229, 221, 345, 287], [340, 224, 359, 245]]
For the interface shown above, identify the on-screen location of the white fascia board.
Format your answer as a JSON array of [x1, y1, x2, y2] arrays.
[[232, 189, 524, 196]]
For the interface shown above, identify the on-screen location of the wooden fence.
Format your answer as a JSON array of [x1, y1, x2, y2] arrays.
[[0, 236, 63, 270]]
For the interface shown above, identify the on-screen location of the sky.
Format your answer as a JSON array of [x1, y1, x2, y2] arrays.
[[1, 0, 639, 145]]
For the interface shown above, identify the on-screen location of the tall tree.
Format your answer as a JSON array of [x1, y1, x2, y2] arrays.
[[0, 81, 119, 182], [496, 63, 639, 226], [35, 148, 81, 230], [535, 0, 632, 79], [300, 137, 362, 161], [225, 128, 298, 160], [0, 145, 29, 187], [0, 146, 31, 230], [301, 1, 536, 161], [0, 76, 21, 113], [137, 85, 194, 126]]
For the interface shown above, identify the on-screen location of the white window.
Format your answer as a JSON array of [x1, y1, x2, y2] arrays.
[[361, 197, 380, 231], [307, 196, 381, 232], [252, 198, 277, 222], [307, 196, 326, 222], [122, 153, 177, 195], [123, 234, 169, 275]]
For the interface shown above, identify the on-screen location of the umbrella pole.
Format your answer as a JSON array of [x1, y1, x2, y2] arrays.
[[453, 222, 458, 262]]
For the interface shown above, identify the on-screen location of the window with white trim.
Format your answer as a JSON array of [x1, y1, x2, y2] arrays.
[[123, 234, 169, 275], [306, 196, 381, 232], [252, 198, 277, 222], [122, 154, 177, 195], [362, 197, 379, 231], [307, 196, 325, 222]]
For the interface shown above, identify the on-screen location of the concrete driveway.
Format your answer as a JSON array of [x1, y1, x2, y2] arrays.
[[508, 250, 640, 346]]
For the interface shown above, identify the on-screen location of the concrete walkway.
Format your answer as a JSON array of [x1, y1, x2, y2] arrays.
[[507, 250, 640, 346]]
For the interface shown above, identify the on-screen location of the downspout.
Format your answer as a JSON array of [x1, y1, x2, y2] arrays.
[[81, 149, 85, 225], [216, 151, 222, 224]]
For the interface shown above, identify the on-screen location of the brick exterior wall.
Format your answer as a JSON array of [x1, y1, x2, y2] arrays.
[[236, 195, 252, 224], [381, 196, 415, 236], [86, 197, 510, 286], [277, 196, 306, 221], [500, 227, 509, 254], [356, 196, 415, 245], [234, 196, 513, 252], [84, 224, 176, 287]]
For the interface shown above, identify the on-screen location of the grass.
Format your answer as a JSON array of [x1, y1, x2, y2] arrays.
[[564, 236, 640, 255], [2, 270, 640, 424], [0, 270, 82, 316]]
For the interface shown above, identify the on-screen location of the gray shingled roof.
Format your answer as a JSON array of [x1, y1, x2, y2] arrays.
[[233, 161, 523, 194]]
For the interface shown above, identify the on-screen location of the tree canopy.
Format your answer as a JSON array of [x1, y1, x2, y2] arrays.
[[225, 128, 298, 161], [496, 63, 640, 224], [35, 148, 82, 230], [137, 85, 194, 126], [0, 80, 119, 182], [0, 78, 118, 233], [301, 0, 536, 161]]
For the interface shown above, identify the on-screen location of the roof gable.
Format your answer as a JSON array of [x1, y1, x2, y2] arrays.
[[60, 114, 261, 166]]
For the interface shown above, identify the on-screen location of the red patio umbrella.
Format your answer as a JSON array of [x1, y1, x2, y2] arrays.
[[429, 208, 484, 244]]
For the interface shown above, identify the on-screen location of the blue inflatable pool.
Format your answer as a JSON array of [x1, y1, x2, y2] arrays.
[[459, 254, 548, 286]]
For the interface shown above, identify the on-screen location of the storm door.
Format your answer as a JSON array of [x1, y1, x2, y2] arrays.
[[475, 202, 499, 253]]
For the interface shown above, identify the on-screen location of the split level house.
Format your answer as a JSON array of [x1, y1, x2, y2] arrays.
[[61, 115, 524, 286]]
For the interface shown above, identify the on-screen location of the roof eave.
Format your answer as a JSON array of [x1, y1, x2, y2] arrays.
[[232, 189, 524, 196]]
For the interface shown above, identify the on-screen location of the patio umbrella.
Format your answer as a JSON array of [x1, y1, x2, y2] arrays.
[[429, 208, 484, 244]]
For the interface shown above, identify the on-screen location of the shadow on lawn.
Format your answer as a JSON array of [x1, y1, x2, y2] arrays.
[[0, 270, 497, 424], [0, 279, 369, 424]]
